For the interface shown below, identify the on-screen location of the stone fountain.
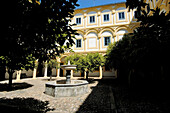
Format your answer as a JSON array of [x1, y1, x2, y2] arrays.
[[45, 61, 89, 97]]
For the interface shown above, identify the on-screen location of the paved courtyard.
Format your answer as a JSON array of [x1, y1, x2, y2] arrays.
[[0, 77, 116, 113]]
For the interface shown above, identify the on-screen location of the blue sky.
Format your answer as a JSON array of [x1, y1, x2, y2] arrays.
[[76, 0, 126, 9]]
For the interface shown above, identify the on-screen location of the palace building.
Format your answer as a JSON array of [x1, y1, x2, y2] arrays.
[[58, 2, 138, 79], [55, 0, 170, 79], [8, 0, 170, 80]]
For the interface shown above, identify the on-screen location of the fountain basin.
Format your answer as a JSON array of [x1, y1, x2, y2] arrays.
[[61, 65, 77, 70], [45, 80, 89, 97]]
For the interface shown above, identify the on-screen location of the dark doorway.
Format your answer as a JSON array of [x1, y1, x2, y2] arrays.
[[81, 71, 84, 77]]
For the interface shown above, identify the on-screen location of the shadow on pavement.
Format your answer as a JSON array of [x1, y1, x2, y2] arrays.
[[0, 82, 33, 92], [76, 79, 116, 113], [0, 97, 55, 113]]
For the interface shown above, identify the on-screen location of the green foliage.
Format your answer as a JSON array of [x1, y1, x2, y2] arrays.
[[66, 53, 105, 73], [106, 8, 170, 86], [0, 0, 79, 86], [85, 53, 105, 72], [105, 34, 133, 70], [66, 54, 84, 72], [126, 0, 147, 11], [20, 0, 79, 61], [126, 0, 148, 20], [47, 59, 59, 69]]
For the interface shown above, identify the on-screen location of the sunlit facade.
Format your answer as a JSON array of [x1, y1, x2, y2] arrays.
[[58, 2, 138, 79], [56, 0, 169, 79], [12, 0, 170, 80]]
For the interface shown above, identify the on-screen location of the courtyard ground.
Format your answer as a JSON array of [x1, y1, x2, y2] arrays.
[[1, 77, 169, 113], [0, 77, 116, 113]]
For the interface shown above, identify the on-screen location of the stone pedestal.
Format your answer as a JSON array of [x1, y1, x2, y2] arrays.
[[66, 70, 71, 84], [44, 61, 89, 97], [45, 80, 89, 97]]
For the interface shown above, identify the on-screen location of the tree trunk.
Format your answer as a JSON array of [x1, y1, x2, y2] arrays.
[[86, 71, 89, 81], [50, 69, 52, 81], [0, 66, 6, 81], [8, 69, 14, 90], [37, 59, 43, 77], [128, 69, 135, 89]]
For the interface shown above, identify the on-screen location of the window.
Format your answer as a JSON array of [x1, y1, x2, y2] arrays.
[[118, 12, 125, 20], [104, 37, 111, 46], [76, 17, 81, 25], [76, 39, 82, 48], [89, 16, 95, 23], [103, 14, 109, 22]]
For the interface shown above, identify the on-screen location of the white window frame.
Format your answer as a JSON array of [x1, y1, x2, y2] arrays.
[[103, 14, 110, 22], [89, 16, 95, 23], [104, 36, 111, 46], [76, 17, 81, 25], [118, 12, 125, 20], [76, 39, 82, 48]]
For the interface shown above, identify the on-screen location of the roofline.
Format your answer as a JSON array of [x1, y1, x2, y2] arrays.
[[75, 2, 126, 10]]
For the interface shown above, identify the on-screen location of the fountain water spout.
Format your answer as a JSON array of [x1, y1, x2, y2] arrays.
[[60, 61, 76, 84], [68, 60, 70, 65]]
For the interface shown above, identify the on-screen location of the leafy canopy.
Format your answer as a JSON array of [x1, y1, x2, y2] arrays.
[[0, 0, 79, 86], [105, 7, 170, 84], [0, 0, 79, 71], [66, 53, 105, 72]]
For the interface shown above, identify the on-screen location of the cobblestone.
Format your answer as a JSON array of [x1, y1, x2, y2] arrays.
[[0, 78, 116, 113]]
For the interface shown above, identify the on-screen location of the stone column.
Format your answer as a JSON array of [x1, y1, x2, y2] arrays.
[[112, 10, 116, 25], [98, 36, 101, 50], [71, 70, 73, 78], [56, 69, 60, 78], [97, 11, 101, 27], [56, 57, 61, 78], [84, 37, 87, 52], [44, 61, 48, 78], [33, 68, 37, 79], [66, 70, 71, 84], [33, 59, 38, 79], [84, 71, 86, 79], [83, 13, 87, 29], [99, 66, 103, 79], [16, 70, 21, 81], [56, 63, 60, 78]]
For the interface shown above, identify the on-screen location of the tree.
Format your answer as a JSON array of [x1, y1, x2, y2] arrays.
[[126, 0, 148, 20], [19, 0, 79, 76], [0, 0, 79, 89], [0, 57, 6, 81], [66, 53, 105, 80], [65, 53, 84, 72], [106, 8, 170, 88], [105, 35, 134, 83], [23, 0, 79, 61], [46, 59, 59, 81]]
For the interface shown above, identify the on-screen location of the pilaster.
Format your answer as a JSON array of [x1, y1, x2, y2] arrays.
[[16, 70, 21, 81]]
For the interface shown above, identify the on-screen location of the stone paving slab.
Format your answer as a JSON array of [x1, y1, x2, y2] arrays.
[[0, 77, 116, 113]]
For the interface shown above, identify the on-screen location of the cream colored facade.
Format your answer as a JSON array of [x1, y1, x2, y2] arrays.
[[64, 2, 137, 78], [59, 2, 138, 79], [71, 2, 136, 54], [57, 0, 170, 79], [13, 0, 170, 80]]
